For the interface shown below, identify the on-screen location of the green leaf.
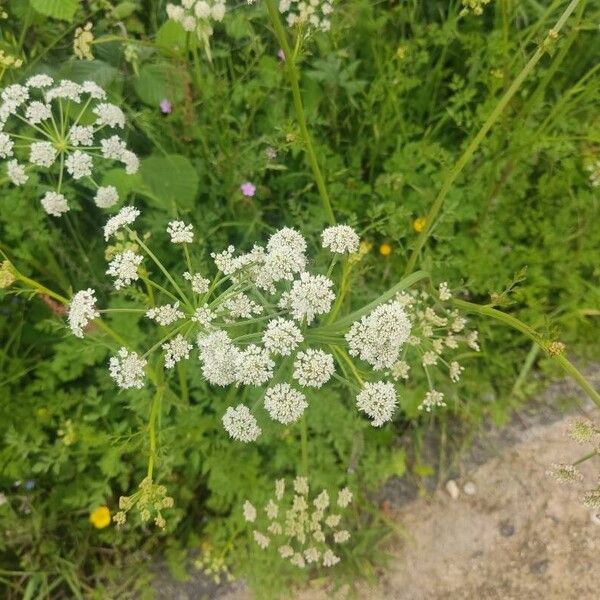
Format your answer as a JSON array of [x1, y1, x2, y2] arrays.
[[30, 0, 79, 21], [111, 1, 138, 19], [101, 168, 143, 200], [133, 63, 186, 107], [155, 20, 187, 53], [140, 154, 199, 207]]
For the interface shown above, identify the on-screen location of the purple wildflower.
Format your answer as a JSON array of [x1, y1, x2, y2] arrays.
[[159, 99, 172, 114], [240, 182, 256, 197]]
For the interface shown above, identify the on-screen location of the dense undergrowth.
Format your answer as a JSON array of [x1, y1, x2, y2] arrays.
[[0, 0, 599, 597]]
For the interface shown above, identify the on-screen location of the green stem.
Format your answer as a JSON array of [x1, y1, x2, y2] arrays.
[[264, 0, 336, 224], [573, 450, 598, 466], [452, 298, 600, 409], [300, 414, 309, 476], [403, 0, 583, 275], [147, 388, 163, 479]]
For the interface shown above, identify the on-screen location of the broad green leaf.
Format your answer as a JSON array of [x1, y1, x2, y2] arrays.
[[133, 63, 186, 107], [30, 0, 78, 21], [140, 154, 199, 207], [155, 20, 187, 53], [101, 168, 144, 200], [111, 1, 138, 19]]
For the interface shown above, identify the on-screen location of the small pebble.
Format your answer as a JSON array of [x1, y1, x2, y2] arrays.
[[590, 511, 600, 526], [463, 481, 477, 495], [499, 519, 515, 537], [445, 479, 460, 500]]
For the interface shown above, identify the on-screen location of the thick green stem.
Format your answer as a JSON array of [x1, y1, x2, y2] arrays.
[[147, 388, 163, 479], [264, 0, 336, 224], [403, 0, 583, 275], [452, 298, 600, 409]]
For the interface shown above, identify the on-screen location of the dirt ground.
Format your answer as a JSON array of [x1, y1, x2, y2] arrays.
[[154, 374, 600, 600]]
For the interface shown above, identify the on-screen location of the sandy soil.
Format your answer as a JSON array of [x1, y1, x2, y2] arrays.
[[219, 419, 599, 600], [153, 373, 600, 600]]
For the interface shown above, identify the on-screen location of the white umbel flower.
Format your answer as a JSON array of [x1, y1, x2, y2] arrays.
[[337, 487, 352, 508], [94, 186, 119, 208], [24, 101, 51, 125], [41, 191, 69, 216], [264, 227, 307, 282], [68, 289, 99, 338], [222, 292, 262, 320], [29, 141, 57, 167], [26, 74, 54, 88], [106, 250, 143, 289], [191, 304, 217, 327], [321, 225, 360, 254], [356, 381, 397, 427], [0, 133, 14, 158], [146, 302, 185, 326], [419, 390, 446, 412], [103, 206, 140, 240], [109, 347, 147, 389], [293, 349, 335, 388], [236, 345, 275, 386], [286, 272, 335, 324], [264, 383, 308, 424], [198, 330, 242, 386], [65, 150, 93, 179], [167, 220, 194, 243], [346, 301, 411, 370], [6, 160, 27, 185], [68, 125, 94, 146], [93, 103, 125, 128], [243, 500, 257, 522], [162, 334, 193, 368], [183, 271, 210, 294], [262, 318, 303, 356], [222, 404, 261, 442]]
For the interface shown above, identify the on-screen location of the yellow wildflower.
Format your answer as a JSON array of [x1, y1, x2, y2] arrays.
[[74, 22, 94, 61], [379, 243, 392, 257], [89, 506, 111, 529], [413, 217, 427, 233]]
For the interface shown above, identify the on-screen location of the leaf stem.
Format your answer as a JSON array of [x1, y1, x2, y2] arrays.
[[264, 0, 336, 224]]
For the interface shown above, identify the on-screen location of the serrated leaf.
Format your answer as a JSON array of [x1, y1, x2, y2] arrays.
[[140, 154, 199, 208], [30, 0, 79, 21]]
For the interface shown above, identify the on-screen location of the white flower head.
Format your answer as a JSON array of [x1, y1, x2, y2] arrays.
[[30, 141, 57, 167], [243, 500, 257, 522], [419, 390, 446, 412], [286, 272, 335, 324], [103, 206, 140, 240], [346, 301, 411, 370], [41, 191, 69, 217], [0, 133, 14, 158], [262, 318, 303, 356], [337, 487, 352, 508], [236, 345, 275, 386], [94, 103, 125, 128], [264, 383, 308, 424], [183, 271, 210, 294], [167, 220, 194, 243], [109, 347, 147, 389], [191, 304, 217, 327], [321, 225, 360, 254], [146, 302, 185, 326], [65, 150, 93, 179], [6, 160, 27, 185], [198, 330, 242, 386], [356, 381, 397, 427], [94, 186, 119, 208], [68, 289, 99, 338], [106, 250, 143, 289], [163, 334, 193, 368], [223, 404, 261, 442], [293, 349, 335, 388]]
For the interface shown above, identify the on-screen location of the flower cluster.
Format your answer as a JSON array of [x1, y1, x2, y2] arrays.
[[166, 0, 226, 38], [384, 285, 480, 412], [0, 76, 138, 215], [113, 477, 174, 529], [243, 477, 352, 569], [68, 216, 477, 441], [278, 0, 334, 32], [587, 160, 600, 188]]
